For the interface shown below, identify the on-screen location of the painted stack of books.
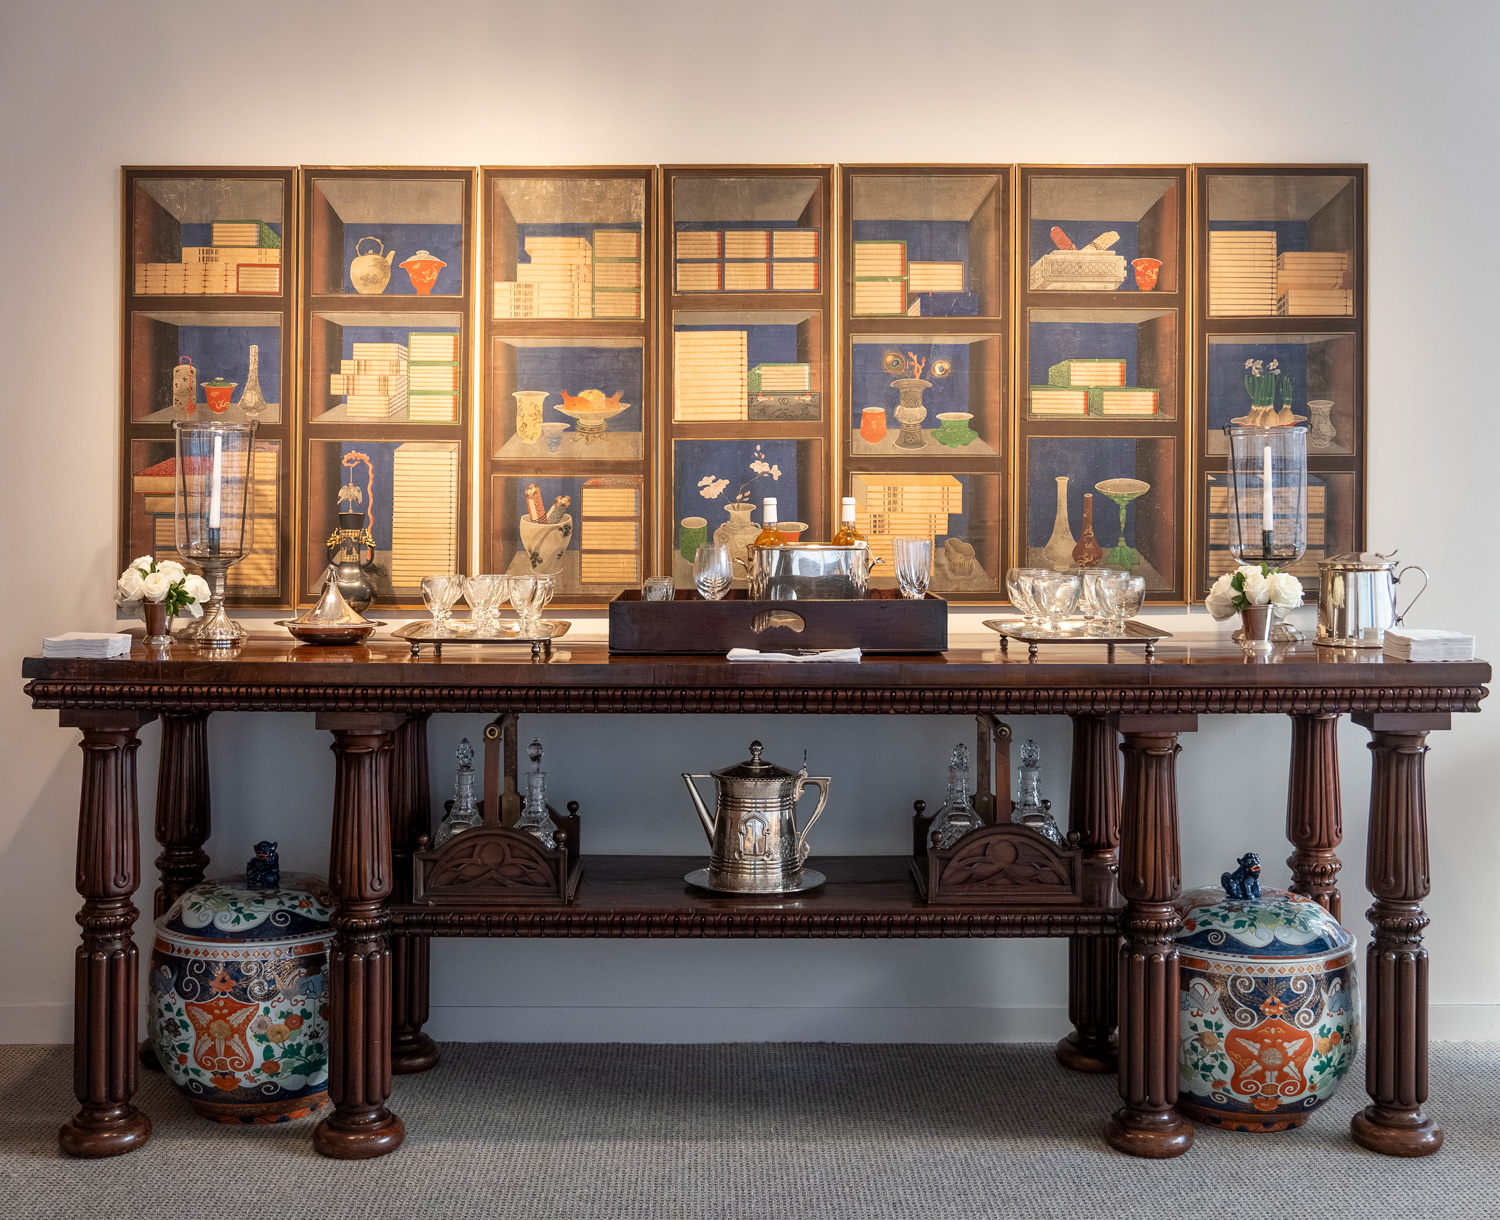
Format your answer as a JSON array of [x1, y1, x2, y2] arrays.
[[331, 343, 407, 419], [1031, 359, 1158, 417], [852, 240, 907, 315], [850, 473, 964, 565], [673, 329, 748, 421], [580, 479, 642, 585], [406, 331, 460, 422], [592, 229, 643, 318], [1207, 477, 1325, 579], [1276, 251, 1352, 316], [1209, 230, 1277, 315], [674, 228, 819, 293], [389, 442, 458, 587], [516, 235, 593, 318], [134, 221, 281, 295]]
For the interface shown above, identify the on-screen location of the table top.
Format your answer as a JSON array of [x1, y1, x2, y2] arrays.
[[21, 632, 1490, 716]]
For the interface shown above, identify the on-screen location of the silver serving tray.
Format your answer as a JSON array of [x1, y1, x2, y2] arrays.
[[393, 618, 571, 659], [684, 867, 826, 895], [982, 618, 1171, 658]]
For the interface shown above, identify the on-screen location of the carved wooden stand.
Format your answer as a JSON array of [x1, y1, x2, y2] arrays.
[[1350, 712, 1446, 1157], [389, 713, 440, 1075], [313, 713, 406, 1160], [1104, 715, 1195, 1159], [139, 711, 213, 1072], [1057, 713, 1121, 1074], [59, 711, 155, 1158]]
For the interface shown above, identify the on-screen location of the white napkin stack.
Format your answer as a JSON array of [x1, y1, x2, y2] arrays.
[[726, 647, 862, 663], [42, 632, 134, 659], [1382, 628, 1475, 663]]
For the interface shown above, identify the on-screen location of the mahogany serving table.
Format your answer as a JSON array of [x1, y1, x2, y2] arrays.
[[21, 636, 1488, 1161]]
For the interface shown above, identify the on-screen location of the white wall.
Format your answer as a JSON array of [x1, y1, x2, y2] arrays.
[[2, 0, 1497, 1044]]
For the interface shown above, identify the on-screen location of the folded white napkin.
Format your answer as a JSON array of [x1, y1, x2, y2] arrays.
[[42, 632, 133, 659], [726, 647, 862, 663], [1382, 628, 1475, 663]]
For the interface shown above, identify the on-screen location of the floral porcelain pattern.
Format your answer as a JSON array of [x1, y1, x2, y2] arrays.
[[150, 872, 333, 1123], [1176, 885, 1359, 1131]]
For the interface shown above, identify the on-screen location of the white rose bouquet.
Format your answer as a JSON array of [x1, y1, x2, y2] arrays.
[[116, 556, 212, 619], [1205, 562, 1304, 621]]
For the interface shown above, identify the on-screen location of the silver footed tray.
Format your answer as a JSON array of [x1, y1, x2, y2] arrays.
[[981, 618, 1171, 658], [393, 618, 571, 659]]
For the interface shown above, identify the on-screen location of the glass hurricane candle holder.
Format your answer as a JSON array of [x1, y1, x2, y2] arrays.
[[173, 420, 257, 646], [1225, 425, 1308, 566]]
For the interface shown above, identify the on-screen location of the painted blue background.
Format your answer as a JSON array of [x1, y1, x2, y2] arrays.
[[1030, 220, 1144, 289], [1026, 437, 1141, 548], [852, 343, 970, 421], [1207, 341, 1309, 434], [178, 325, 281, 405], [1208, 220, 1310, 252], [673, 439, 800, 550], [340, 224, 463, 295], [514, 346, 644, 434], [854, 221, 974, 315], [675, 323, 801, 370], [1028, 321, 1141, 387], [180, 222, 282, 246]]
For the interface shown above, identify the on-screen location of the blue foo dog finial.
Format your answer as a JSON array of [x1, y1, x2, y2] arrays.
[[246, 840, 281, 889], [1221, 852, 1262, 900]]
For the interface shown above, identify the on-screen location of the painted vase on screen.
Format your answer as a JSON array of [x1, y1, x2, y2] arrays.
[[513, 391, 548, 445], [860, 407, 888, 444], [714, 501, 760, 567], [400, 250, 447, 295], [1132, 257, 1162, 291], [172, 357, 197, 418], [148, 864, 334, 1124], [1176, 881, 1358, 1132], [349, 236, 394, 295], [679, 516, 708, 564]]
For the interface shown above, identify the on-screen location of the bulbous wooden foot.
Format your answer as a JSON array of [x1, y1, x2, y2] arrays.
[[59, 1106, 152, 1159], [1056, 1031, 1117, 1074], [313, 1110, 405, 1160], [1351, 1107, 1444, 1157], [391, 1031, 441, 1075], [1104, 1109, 1194, 1159]]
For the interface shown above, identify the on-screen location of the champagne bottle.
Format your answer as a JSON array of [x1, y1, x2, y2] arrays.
[[752, 497, 784, 547], [831, 496, 865, 546]]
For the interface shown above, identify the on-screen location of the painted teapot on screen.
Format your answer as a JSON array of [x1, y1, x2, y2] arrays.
[[349, 236, 395, 295]]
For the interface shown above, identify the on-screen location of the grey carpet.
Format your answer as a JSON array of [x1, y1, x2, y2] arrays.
[[1, 1042, 1497, 1220]]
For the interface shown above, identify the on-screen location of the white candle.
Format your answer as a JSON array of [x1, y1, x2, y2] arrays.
[[1261, 442, 1273, 538], [208, 432, 223, 530]]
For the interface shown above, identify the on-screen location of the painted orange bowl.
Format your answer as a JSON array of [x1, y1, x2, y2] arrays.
[[1132, 257, 1162, 290], [399, 250, 447, 294], [148, 871, 334, 1123], [201, 381, 237, 412], [1175, 882, 1358, 1132], [776, 522, 808, 543]]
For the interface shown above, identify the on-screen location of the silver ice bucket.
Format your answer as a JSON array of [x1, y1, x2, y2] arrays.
[[737, 544, 883, 600]]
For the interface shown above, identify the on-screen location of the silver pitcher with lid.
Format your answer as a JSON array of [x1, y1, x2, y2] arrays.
[[1316, 551, 1428, 648], [683, 741, 830, 893]]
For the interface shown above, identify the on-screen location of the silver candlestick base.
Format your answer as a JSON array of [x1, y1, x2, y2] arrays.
[[176, 559, 245, 647]]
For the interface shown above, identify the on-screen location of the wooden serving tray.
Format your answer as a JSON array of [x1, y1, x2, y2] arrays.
[[608, 589, 948, 654]]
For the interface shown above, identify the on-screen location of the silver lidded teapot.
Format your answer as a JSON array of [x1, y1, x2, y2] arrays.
[[683, 741, 830, 893]]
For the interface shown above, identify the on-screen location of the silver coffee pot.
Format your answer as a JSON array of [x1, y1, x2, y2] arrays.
[[1316, 551, 1428, 648], [683, 741, 830, 893]]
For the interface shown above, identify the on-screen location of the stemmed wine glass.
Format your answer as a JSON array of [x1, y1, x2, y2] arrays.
[[1006, 567, 1047, 627], [509, 574, 555, 634], [463, 574, 510, 634], [693, 542, 733, 601], [421, 574, 464, 636]]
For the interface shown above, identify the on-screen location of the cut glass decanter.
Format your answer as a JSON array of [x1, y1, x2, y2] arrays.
[[930, 743, 985, 849], [1011, 738, 1065, 846], [516, 737, 556, 848], [434, 738, 482, 846]]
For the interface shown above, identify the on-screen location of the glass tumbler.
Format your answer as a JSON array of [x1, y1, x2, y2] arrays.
[[693, 542, 733, 601], [643, 577, 675, 602], [1099, 572, 1146, 629], [421, 574, 465, 635], [510, 574, 555, 633], [893, 536, 933, 599], [1033, 572, 1082, 630], [463, 574, 510, 634]]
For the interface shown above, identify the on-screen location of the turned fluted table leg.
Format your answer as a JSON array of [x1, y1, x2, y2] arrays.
[[1105, 714, 1196, 1159], [1351, 712, 1448, 1157], [390, 712, 440, 1075], [59, 710, 156, 1158], [1286, 713, 1343, 921], [1057, 713, 1121, 1074], [314, 713, 407, 1160], [141, 710, 213, 1071]]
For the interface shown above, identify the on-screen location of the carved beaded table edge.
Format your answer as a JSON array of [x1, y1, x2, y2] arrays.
[[21, 646, 1489, 1163]]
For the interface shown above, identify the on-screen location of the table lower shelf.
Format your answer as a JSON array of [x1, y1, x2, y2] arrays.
[[391, 854, 1122, 939]]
